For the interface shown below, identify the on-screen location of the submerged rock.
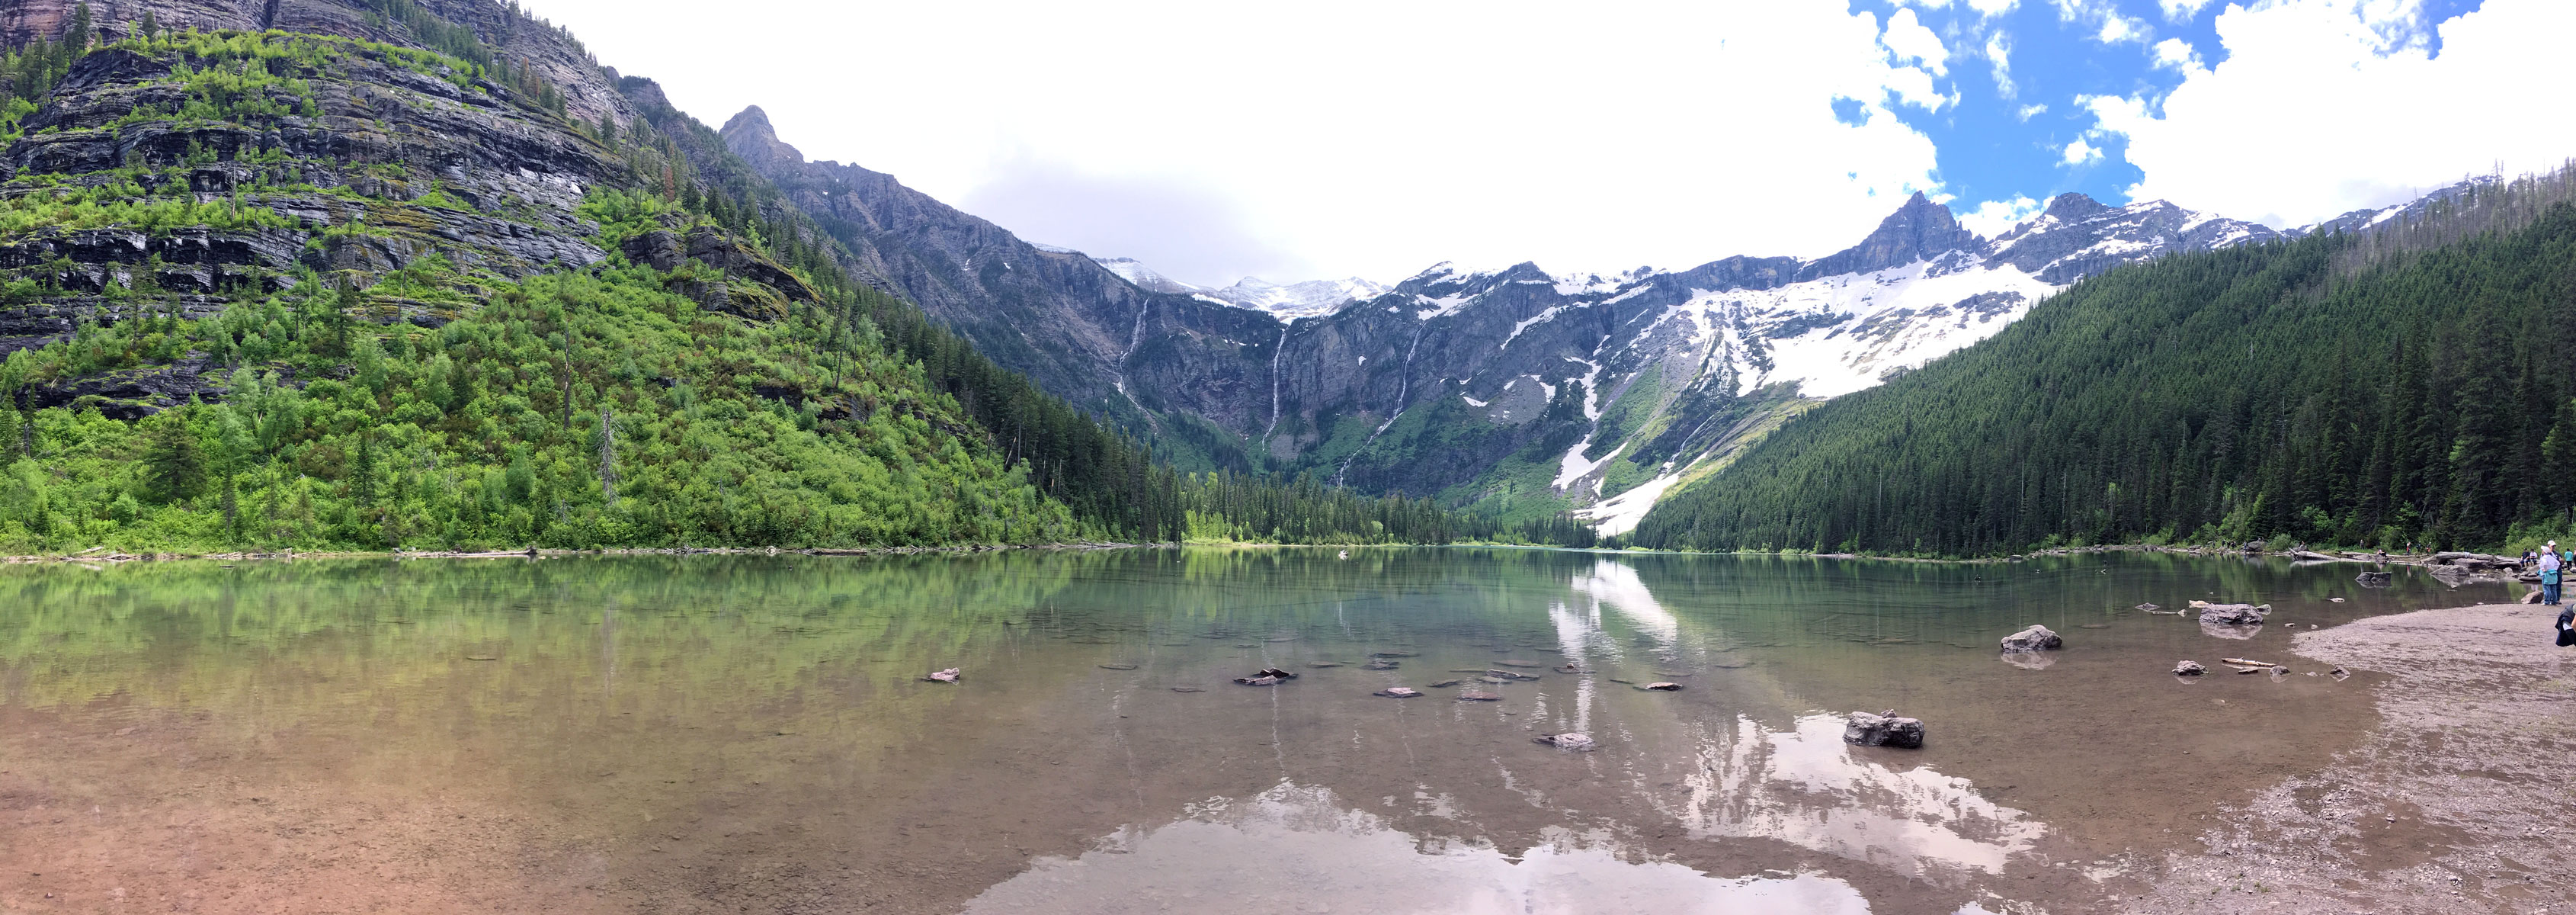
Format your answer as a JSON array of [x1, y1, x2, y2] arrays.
[[1363, 660, 1400, 670], [2174, 660, 2209, 676], [1533, 733, 1597, 751], [1999, 624, 2064, 653], [2200, 621, 2264, 640], [1373, 687, 1424, 698], [1426, 679, 1463, 688], [925, 668, 960, 683], [2197, 603, 2272, 625], [1232, 667, 1299, 686], [1843, 711, 1925, 749], [1456, 691, 1503, 702]]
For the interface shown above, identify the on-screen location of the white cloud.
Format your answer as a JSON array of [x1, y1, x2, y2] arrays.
[[1984, 31, 2015, 96], [1959, 195, 2045, 238], [2095, 14, 2148, 43], [1882, 8, 1951, 77], [2149, 37, 2204, 72], [2158, 0, 2218, 21], [527, 0, 1950, 285], [1966, 0, 2020, 15], [2062, 137, 2103, 165], [2083, 0, 2576, 227], [2015, 102, 2049, 120]]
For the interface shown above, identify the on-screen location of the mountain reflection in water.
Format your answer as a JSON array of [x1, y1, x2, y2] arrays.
[[963, 782, 1875, 915], [0, 549, 2484, 913]]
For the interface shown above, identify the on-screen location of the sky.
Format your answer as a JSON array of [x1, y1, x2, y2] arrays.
[[519, 0, 2570, 288]]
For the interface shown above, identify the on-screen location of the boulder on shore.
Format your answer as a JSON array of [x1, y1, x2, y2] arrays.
[[2197, 603, 2272, 625], [1843, 711, 1926, 749], [2174, 660, 2209, 676], [1999, 624, 2063, 653]]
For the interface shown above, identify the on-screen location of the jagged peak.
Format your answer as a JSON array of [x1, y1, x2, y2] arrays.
[[723, 104, 778, 140], [1798, 191, 1979, 280]]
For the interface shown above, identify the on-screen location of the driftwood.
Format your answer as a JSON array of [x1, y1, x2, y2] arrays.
[[2221, 657, 2279, 667]]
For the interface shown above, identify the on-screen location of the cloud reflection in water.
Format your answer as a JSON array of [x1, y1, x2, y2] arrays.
[[963, 782, 1872, 914]]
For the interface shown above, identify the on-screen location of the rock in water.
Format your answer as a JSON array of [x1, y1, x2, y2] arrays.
[[2356, 570, 2393, 587], [926, 668, 960, 683], [1232, 667, 1299, 686], [2135, 603, 2161, 612], [1999, 624, 2063, 653], [1642, 682, 1683, 692], [2200, 618, 2264, 640], [1533, 733, 1597, 751], [1842, 711, 1925, 749], [1456, 691, 1503, 702], [2174, 660, 2209, 676], [1373, 687, 1423, 698], [1363, 660, 1400, 670], [1426, 679, 1463, 688], [2196, 603, 2271, 625]]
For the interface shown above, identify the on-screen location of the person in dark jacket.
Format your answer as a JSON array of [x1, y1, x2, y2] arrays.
[[2558, 604, 2574, 647]]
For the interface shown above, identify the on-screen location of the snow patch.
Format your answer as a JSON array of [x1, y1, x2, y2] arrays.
[[1555, 438, 1616, 490], [1576, 470, 1687, 538]]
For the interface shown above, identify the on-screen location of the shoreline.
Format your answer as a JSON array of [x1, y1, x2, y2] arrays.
[[2124, 601, 2576, 912]]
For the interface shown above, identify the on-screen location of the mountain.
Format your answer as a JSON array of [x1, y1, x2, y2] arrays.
[[0, 1, 1529, 552], [1088, 255, 1386, 320], [716, 108, 2309, 533], [1632, 166, 2576, 555]]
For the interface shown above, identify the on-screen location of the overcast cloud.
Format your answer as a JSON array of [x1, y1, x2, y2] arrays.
[[520, 0, 2562, 287]]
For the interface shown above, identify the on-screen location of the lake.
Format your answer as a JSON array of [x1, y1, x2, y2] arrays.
[[0, 548, 2504, 913]]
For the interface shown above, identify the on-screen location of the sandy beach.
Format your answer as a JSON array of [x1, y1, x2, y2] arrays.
[[2126, 602, 2576, 913]]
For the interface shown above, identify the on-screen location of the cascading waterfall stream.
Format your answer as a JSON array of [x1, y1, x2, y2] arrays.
[[1334, 329, 1425, 486], [1261, 322, 1292, 446]]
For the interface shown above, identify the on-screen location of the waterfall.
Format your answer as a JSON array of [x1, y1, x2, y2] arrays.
[[1334, 329, 1425, 486]]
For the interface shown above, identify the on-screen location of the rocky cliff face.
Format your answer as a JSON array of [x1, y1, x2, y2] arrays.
[[0, 3, 833, 416], [2, 0, 626, 126], [715, 104, 1288, 462]]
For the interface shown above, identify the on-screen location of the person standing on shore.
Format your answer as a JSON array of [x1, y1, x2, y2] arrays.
[[2558, 603, 2574, 647], [2542, 543, 2563, 606]]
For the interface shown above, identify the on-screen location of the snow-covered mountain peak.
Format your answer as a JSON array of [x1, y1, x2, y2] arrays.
[[1209, 275, 1390, 320], [1091, 255, 1389, 319]]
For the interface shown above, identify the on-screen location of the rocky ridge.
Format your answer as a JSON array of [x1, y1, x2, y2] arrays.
[[710, 110, 2496, 538]]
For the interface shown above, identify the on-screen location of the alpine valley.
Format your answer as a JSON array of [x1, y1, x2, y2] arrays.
[[719, 107, 2488, 535]]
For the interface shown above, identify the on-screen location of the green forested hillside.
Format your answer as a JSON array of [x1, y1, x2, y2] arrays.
[[0, 13, 1565, 554], [1636, 172, 2576, 556]]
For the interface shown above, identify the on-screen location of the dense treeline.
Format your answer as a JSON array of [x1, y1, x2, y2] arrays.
[[1638, 172, 2576, 556]]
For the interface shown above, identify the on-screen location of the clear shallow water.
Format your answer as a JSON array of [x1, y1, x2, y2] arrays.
[[0, 549, 2504, 913]]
